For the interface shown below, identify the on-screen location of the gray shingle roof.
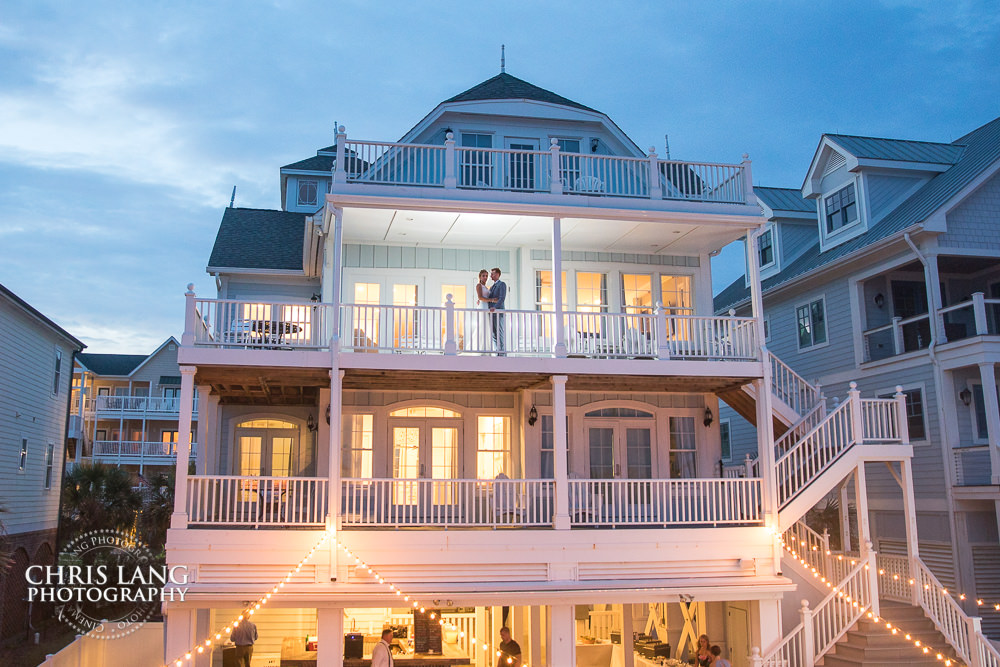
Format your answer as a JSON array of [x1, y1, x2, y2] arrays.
[[207, 208, 306, 271], [77, 353, 147, 376], [281, 155, 333, 172], [715, 115, 1000, 313], [826, 134, 965, 164], [756, 187, 814, 213], [444, 73, 597, 112]]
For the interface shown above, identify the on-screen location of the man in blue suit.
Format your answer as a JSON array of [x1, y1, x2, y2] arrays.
[[486, 267, 507, 356]]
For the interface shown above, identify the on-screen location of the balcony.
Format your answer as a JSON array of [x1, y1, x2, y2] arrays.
[[91, 395, 197, 416], [183, 475, 762, 530], [191, 298, 759, 363], [335, 136, 751, 205], [952, 446, 993, 487], [862, 312, 932, 362], [91, 440, 197, 465], [937, 293, 1000, 342]]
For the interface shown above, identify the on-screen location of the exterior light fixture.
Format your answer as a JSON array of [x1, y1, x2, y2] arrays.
[[528, 405, 538, 427], [873, 293, 885, 308], [959, 387, 972, 407], [307, 414, 317, 432], [703, 406, 713, 427]]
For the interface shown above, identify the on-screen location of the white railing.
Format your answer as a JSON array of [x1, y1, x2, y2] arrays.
[[343, 303, 447, 353], [454, 307, 554, 355], [952, 445, 994, 486], [784, 521, 830, 574], [93, 395, 194, 414], [775, 400, 855, 508], [861, 398, 902, 442], [563, 310, 658, 358], [567, 478, 761, 527], [775, 403, 827, 459], [875, 553, 913, 602], [336, 132, 750, 204], [666, 316, 758, 360], [193, 299, 332, 349], [938, 293, 1000, 342], [340, 478, 554, 528], [760, 560, 871, 667], [769, 352, 821, 416], [862, 312, 932, 362], [186, 476, 329, 527], [92, 440, 196, 459]]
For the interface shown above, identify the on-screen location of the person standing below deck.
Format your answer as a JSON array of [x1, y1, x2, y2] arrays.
[[710, 645, 731, 667], [485, 267, 507, 356], [496, 626, 521, 667], [372, 628, 394, 667], [230, 616, 257, 667]]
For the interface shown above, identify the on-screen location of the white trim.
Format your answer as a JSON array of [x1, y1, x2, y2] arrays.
[[719, 418, 733, 462], [757, 223, 779, 277], [819, 179, 867, 251], [794, 294, 829, 351]]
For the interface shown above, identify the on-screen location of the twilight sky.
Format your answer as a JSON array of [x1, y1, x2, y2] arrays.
[[1, 1, 998, 353]]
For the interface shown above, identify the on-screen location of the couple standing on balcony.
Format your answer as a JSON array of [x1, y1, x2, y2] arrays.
[[476, 268, 507, 356]]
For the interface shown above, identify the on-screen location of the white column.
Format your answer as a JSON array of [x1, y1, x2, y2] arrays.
[[444, 132, 457, 189], [839, 480, 852, 553], [333, 126, 347, 184], [552, 375, 570, 529], [978, 363, 1000, 485], [742, 154, 756, 205], [194, 609, 212, 667], [529, 605, 542, 667], [973, 292, 989, 335], [798, 600, 814, 667], [755, 599, 782, 656], [171, 366, 196, 529], [195, 385, 211, 475], [621, 604, 635, 667], [925, 254, 945, 341], [549, 605, 576, 667], [329, 207, 344, 349], [317, 608, 345, 667], [899, 457, 921, 606], [551, 217, 567, 357], [163, 607, 195, 666], [753, 378, 778, 561], [328, 369, 344, 529]]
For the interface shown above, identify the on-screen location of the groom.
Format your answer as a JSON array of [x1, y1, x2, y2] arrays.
[[486, 267, 507, 356]]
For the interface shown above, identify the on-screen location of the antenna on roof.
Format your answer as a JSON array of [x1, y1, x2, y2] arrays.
[[664, 134, 671, 160], [500, 44, 505, 73], [229, 186, 236, 208]]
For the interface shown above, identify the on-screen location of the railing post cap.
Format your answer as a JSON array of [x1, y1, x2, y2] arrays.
[[729, 309, 736, 317], [894, 385, 904, 394], [445, 293, 453, 304], [186, 283, 195, 295], [750, 647, 760, 657], [800, 598, 810, 609], [550, 137, 559, 146], [446, 132, 454, 141], [849, 381, 858, 391], [337, 125, 345, 134], [742, 153, 750, 161]]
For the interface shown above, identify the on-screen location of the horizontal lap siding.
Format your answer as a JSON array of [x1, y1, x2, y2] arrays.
[[225, 279, 318, 301], [344, 244, 512, 273], [940, 172, 1000, 251], [0, 298, 77, 535], [719, 404, 758, 466]]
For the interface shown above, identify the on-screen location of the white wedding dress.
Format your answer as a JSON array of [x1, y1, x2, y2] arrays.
[[474, 282, 491, 351]]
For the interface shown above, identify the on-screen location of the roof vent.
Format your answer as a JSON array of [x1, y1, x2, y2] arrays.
[[822, 151, 846, 176]]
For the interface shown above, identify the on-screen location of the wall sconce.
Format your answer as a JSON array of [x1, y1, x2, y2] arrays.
[[590, 138, 599, 153], [528, 404, 538, 427], [959, 387, 972, 407], [307, 414, 318, 432], [873, 293, 885, 308], [703, 406, 714, 427]]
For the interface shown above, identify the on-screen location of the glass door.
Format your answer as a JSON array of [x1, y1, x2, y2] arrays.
[[234, 419, 299, 506], [505, 138, 539, 190], [587, 419, 654, 520], [389, 415, 462, 517]]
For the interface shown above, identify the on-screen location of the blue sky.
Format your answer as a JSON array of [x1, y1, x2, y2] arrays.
[[1, 1, 998, 353]]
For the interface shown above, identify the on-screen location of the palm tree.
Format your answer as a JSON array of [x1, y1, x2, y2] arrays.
[[60, 463, 142, 545], [138, 472, 174, 554]]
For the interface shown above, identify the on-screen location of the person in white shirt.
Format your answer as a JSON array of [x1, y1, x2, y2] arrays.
[[372, 628, 394, 667]]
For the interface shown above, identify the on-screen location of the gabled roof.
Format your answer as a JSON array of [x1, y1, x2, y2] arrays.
[[281, 154, 333, 172], [1, 283, 85, 350], [207, 207, 306, 272], [715, 114, 1000, 313], [755, 187, 814, 214], [76, 353, 147, 376], [825, 134, 965, 165], [443, 72, 597, 113]]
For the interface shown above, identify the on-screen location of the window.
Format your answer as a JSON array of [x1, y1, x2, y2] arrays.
[[720, 420, 732, 461], [576, 272, 608, 313], [19, 438, 28, 471], [460, 133, 493, 187], [389, 407, 460, 418], [622, 274, 653, 314], [668, 417, 696, 478], [659, 275, 693, 313], [878, 389, 926, 441], [297, 179, 318, 206], [556, 139, 581, 190], [584, 408, 653, 418], [163, 387, 181, 399], [796, 298, 827, 349], [343, 414, 373, 477], [824, 184, 858, 233], [539, 415, 569, 479], [971, 384, 999, 442], [477, 416, 510, 478], [534, 271, 566, 311], [763, 315, 771, 342], [758, 228, 775, 268], [95, 429, 107, 442], [44, 444, 54, 489], [53, 349, 62, 395]]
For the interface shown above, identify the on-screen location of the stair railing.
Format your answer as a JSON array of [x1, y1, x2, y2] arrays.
[[775, 399, 855, 508], [769, 351, 821, 416]]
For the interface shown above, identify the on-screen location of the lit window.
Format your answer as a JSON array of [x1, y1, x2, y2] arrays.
[[477, 416, 510, 479], [622, 274, 653, 314], [44, 444, 54, 489], [758, 229, 775, 268], [576, 272, 607, 313], [659, 275, 693, 313], [343, 414, 374, 477], [297, 179, 318, 206], [388, 407, 461, 418], [669, 417, 696, 478], [796, 298, 827, 349], [534, 271, 566, 311], [824, 184, 858, 233]]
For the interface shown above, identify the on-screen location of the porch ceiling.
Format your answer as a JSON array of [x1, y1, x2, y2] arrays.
[[341, 207, 745, 256], [194, 365, 752, 399]]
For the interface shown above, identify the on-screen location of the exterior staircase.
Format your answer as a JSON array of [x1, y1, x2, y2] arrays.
[[822, 602, 961, 666]]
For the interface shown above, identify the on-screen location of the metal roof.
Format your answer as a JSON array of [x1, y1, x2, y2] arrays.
[[207, 208, 306, 272], [826, 134, 965, 164], [443, 73, 597, 113], [755, 187, 815, 214]]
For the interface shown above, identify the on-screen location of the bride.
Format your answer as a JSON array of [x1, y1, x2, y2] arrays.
[[474, 269, 491, 351]]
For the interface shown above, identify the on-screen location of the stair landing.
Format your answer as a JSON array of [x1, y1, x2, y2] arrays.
[[822, 602, 961, 666]]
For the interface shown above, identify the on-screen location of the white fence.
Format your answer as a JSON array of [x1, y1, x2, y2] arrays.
[[341, 478, 554, 528], [186, 476, 329, 527], [40, 622, 163, 667], [567, 478, 762, 527], [92, 440, 196, 460], [193, 299, 332, 349]]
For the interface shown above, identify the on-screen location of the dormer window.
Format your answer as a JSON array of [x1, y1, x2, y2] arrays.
[[297, 179, 318, 206], [758, 228, 775, 269], [824, 183, 858, 233]]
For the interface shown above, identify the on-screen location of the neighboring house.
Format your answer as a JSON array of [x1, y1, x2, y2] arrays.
[[162, 71, 930, 667], [70, 337, 197, 473], [0, 283, 83, 642], [716, 115, 1000, 639]]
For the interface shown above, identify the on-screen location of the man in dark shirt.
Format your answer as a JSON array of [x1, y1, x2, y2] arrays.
[[496, 626, 521, 667], [230, 616, 257, 667]]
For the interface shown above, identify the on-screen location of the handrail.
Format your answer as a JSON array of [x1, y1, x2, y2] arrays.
[[769, 351, 821, 416], [775, 400, 855, 508]]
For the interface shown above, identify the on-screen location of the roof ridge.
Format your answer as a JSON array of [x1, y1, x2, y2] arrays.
[[443, 72, 597, 113], [953, 113, 1000, 145], [826, 132, 962, 148]]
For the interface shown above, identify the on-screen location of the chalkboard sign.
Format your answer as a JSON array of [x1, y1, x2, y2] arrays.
[[412, 608, 443, 654]]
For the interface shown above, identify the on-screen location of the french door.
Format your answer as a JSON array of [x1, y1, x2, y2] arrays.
[[505, 138, 539, 190], [389, 418, 462, 510], [587, 421, 653, 480]]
